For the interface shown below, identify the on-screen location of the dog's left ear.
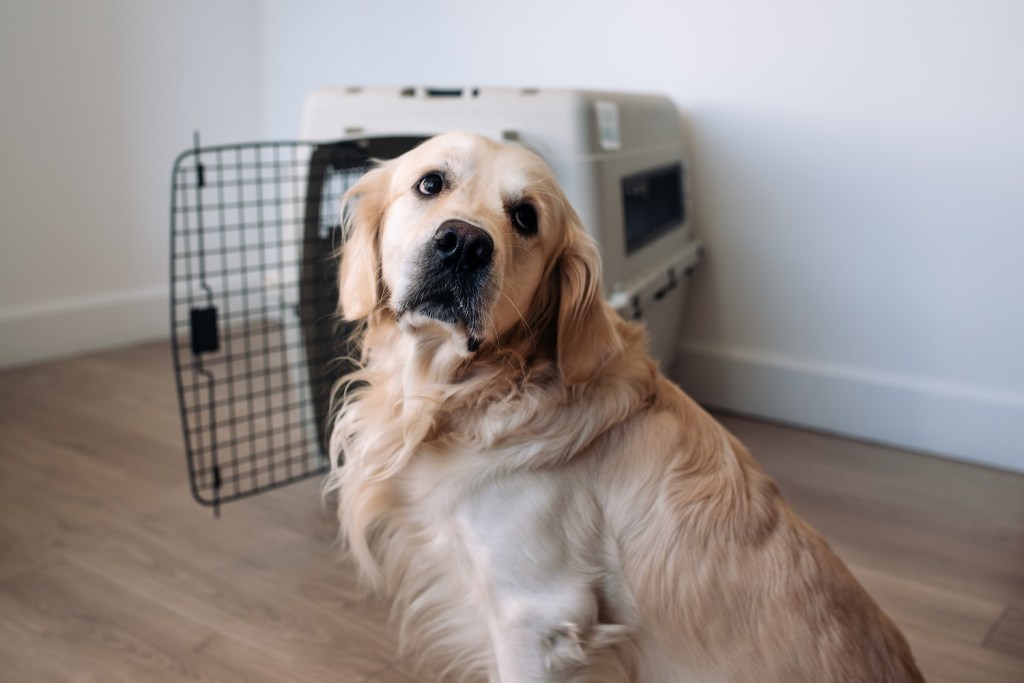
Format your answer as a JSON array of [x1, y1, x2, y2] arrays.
[[555, 224, 624, 386], [337, 163, 392, 320]]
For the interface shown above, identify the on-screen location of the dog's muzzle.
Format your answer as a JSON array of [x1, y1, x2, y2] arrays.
[[397, 219, 494, 343]]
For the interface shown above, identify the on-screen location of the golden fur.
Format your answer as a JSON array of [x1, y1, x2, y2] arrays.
[[326, 132, 924, 682]]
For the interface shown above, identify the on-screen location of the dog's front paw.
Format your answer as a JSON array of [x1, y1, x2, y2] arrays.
[[544, 621, 631, 674], [544, 622, 586, 671]]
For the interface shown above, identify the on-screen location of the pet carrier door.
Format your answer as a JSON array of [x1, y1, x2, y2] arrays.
[[170, 136, 426, 511]]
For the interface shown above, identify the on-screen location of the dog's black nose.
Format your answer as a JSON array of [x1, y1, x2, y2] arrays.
[[433, 220, 493, 273]]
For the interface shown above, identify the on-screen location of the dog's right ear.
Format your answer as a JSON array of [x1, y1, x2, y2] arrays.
[[338, 163, 392, 320]]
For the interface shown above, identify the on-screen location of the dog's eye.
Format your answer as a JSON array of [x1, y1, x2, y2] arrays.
[[510, 203, 538, 236], [417, 172, 444, 196]]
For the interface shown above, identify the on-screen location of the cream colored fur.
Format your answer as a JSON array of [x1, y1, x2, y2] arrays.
[[326, 132, 924, 682]]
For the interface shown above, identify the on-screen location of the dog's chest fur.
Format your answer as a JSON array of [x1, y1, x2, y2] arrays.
[[349, 427, 633, 680], [331, 333, 653, 679], [406, 446, 612, 605]]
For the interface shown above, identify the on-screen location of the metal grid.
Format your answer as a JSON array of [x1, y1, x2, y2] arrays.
[[170, 136, 425, 512]]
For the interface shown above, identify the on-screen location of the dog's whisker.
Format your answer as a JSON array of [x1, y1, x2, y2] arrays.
[[478, 306, 500, 352], [501, 291, 534, 346]]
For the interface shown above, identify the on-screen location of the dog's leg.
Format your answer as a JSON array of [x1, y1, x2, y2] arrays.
[[461, 475, 631, 681], [488, 591, 629, 682]]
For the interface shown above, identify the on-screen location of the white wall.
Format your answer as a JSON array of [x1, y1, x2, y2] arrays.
[[257, 0, 1023, 471], [0, 0, 262, 366], [3, 1, 1021, 473]]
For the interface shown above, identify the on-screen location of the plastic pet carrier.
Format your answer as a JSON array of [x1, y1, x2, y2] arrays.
[[170, 87, 703, 513]]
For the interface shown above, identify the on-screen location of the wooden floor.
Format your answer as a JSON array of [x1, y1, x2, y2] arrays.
[[1, 340, 1022, 682]]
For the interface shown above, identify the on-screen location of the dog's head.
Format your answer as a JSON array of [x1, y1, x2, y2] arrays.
[[338, 132, 622, 384]]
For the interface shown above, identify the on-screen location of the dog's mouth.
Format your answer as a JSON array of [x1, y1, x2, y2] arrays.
[[399, 287, 478, 328], [396, 275, 492, 351]]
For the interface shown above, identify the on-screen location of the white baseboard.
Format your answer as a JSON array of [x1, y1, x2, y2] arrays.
[[4, 291, 1022, 474], [674, 341, 1024, 474], [0, 285, 170, 369]]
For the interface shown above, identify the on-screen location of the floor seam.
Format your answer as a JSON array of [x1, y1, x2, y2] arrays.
[[981, 603, 1011, 647]]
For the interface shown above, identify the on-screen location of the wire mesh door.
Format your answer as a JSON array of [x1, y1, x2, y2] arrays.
[[170, 136, 426, 512]]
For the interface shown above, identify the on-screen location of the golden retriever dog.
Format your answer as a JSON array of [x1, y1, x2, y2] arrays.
[[326, 131, 924, 682]]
